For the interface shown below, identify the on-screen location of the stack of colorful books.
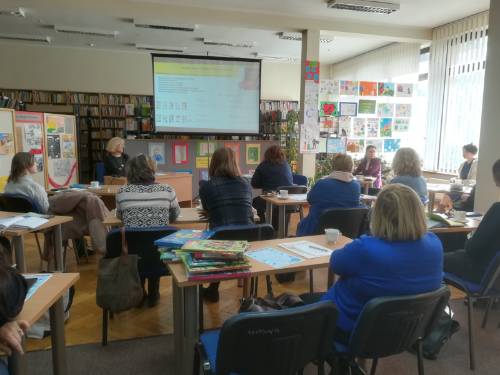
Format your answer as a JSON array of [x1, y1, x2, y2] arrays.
[[177, 240, 251, 281], [155, 230, 215, 261]]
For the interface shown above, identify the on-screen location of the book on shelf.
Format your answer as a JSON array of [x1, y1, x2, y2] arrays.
[[125, 103, 135, 116], [154, 229, 215, 249]]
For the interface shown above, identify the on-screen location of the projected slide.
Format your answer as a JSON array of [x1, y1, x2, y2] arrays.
[[153, 56, 260, 134]]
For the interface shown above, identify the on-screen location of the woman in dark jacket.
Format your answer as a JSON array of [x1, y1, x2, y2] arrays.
[[444, 159, 500, 283], [104, 137, 129, 177], [353, 145, 382, 188], [251, 145, 293, 222], [199, 147, 254, 302]]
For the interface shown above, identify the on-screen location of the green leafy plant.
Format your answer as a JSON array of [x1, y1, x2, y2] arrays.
[[285, 110, 299, 172]]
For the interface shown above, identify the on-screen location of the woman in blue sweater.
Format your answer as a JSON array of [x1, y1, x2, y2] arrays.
[[251, 145, 293, 223], [321, 184, 443, 343], [297, 154, 361, 236]]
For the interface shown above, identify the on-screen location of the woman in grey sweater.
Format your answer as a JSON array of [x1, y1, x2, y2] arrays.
[[4, 152, 49, 213]]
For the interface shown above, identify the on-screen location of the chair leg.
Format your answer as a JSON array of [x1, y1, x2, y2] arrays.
[[370, 358, 378, 375], [34, 232, 44, 271], [466, 295, 476, 370], [193, 344, 200, 375], [102, 309, 108, 346], [481, 297, 493, 328], [416, 339, 424, 375], [71, 240, 81, 265], [309, 269, 314, 293], [265, 275, 273, 296], [299, 207, 304, 220]]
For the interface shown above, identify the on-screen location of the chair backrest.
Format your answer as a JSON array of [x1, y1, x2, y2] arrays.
[[211, 224, 275, 242], [0, 193, 43, 214], [276, 185, 307, 194], [105, 226, 177, 277], [292, 174, 308, 186], [367, 187, 381, 196], [479, 251, 500, 295], [215, 301, 338, 375], [316, 207, 369, 238], [349, 286, 450, 359], [95, 162, 105, 184]]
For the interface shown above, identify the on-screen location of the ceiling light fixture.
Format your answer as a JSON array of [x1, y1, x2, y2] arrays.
[[0, 7, 25, 17], [277, 32, 333, 43], [133, 19, 197, 32], [54, 25, 118, 38], [326, 0, 400, 14], [0, 33, 50, 43], [252, 52, 298, 63], [202, 38, 255, 48], [135, 43, 186, 53]]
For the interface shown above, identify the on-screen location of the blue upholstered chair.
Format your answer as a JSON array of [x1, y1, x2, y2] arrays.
[[292, 173, 308, 186]]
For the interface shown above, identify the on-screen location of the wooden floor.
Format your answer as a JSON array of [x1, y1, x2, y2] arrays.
[[23, 212, 463, 352]]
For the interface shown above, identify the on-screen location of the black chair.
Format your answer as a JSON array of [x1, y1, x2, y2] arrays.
[[444, 251, 500, 370], [292, 174, 308, 186], [331, 286, 450, 375], [276, 185, 308, 237], [194, 301, 338, 375], [101, 226, 178, 345], [0, 193, 45, 269], [316, 207, 370, 238]]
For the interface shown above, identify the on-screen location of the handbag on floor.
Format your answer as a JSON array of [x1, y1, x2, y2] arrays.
[[420, 309, 460, 360], [239, 293, 304, 313], [96, 228, 143, 313]]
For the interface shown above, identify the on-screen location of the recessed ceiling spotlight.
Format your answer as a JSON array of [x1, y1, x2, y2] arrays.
[[88, 43, 95, 47]]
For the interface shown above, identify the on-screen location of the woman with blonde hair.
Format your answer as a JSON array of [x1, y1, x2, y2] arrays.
[[104, 137, 128, 177], [297, 153, 361, 236], [312, 184, 443, 347], [390, 147, 428, 203]]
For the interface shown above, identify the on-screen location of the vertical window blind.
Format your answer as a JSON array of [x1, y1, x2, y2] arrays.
[[425, 12, 488, 173]]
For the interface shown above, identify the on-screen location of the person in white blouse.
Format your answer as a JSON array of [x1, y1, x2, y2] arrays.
[[457, 143, 478, 181], [4, 152, 49, 213]]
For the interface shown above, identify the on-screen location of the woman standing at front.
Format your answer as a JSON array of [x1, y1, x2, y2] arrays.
[[104, 137, 129, 177], [353, 145, 382, 188]]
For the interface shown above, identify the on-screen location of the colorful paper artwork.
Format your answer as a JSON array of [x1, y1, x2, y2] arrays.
[[366, 118, 379, 137], [394, 118, 410, 132], [46, 116, 65, 134], [246, 144, 261, 164], [339, 116, 352, 137], [172, 142, 189, 165], [352, 118, 366, 138], [396, 83, 414, 97], [377, 103, 394, 118], [358, 100, 377, 115], [378, 82, 395, 96], [62, 134, 75, 159], [347, 139, 365, 153], [395, 103, 412, 117], [196, 141, 217, 157], [339, 80, 359, 96], [326, 137, 347, 154], [300, 124, 321, 153], [339, 102, 358, 117], [47, 134, 61, 159], [224, 142, 241, 164], [195, 157, 210, 169], [384, 139, 401, 152], [320, 80, 339, 96], [148, 142, 166, 165], [379, 118, 393, 137], [305, 60, 320, 83], [0, 133, 13, 156], [22, 124, 42, 151], [320, 117, 334, 130], [366, 139, 383, 151], [359, 81, 378, 96], [305, 81, 319, 107], [319, 101, 338, 117]]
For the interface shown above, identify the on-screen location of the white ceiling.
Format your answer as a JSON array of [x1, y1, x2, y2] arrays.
[[0, 0, 489, 64]]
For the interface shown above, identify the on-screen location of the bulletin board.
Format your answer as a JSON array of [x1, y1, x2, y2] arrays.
[[0, 109, 16, 192], [125, 139, 279, 198], [14, 111, 47, 188], [44, 113, 79, 188]]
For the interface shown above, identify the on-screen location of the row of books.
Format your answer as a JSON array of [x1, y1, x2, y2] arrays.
[[0, 90, 32, 102], [260, 100, 299, 114], [79, 106, 100, 116], [102, 118, 125, 129], [101, 107, 126, 117], [156, 230, 251, 281], [100, 94, 132, 105], [69, 93, 99, 105], [33, 91, 67, 104]]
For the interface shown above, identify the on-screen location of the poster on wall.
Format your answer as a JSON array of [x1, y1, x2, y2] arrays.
[[319, 101, 338, 117], [0, 109, 16, 191], [379, 118, 393, 137], [246, 144, 261, 164], [304, 60, 320, 83], [338, 116, 352, 137], [347, 139, 365, 153], [352, 118, 366, 138], [320, 80, 339, 96], [396, 83, 414, 97], [44, 113, 78, 189], [366, 118, 379, 137], [377, 103, 394, 118], [358, 100, 377, 115], [196, 141, 217, 157], [301, 62, 321, 153], [326, 137, 347, 154], [148, 142, 166, 165], [339, 80, 359, 96], [395, 103, 412, 118], [394, 118, 410, 132], [384, 139, 401, 152], [378, 82, 395, 96], [359, 81, 378, 96], [339, 102, 358, 117], [172, 142, 188, 165]]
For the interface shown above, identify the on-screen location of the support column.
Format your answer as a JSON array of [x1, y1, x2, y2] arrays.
[[298, 29, 321, 179], [475, 1, 500, 212]]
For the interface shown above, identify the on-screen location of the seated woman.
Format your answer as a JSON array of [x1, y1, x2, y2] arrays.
[[4, 152, 49, 213], [199, 147, 254, 302], [251, 145, 293, 223], [116, 154, 180, 307], [353, 145, 382, 188], [444, 159, 500, 284], [104, 137, 129, 177], [320, 184, 443, 345], [297, 154, 361, 236], [458, 143, 478, 181], [390, 147, 428, 203]]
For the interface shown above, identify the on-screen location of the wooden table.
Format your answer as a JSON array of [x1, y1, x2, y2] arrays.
[[10, 273, 79, 375], [103, 207, 208, 228], [168, 234, 351, 375], [427, 183, 473, 213], [429, 217, 481, 234], [261, 194, 309, 238], [0, 212, 73, 273]]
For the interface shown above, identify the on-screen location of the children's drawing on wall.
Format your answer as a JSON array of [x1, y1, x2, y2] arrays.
[[53, 158, 72, 178], [62, 135, 75, 158], [23, 124, 42, 151], [0, 133, 13, 155], [148, 142, 165, 165], [47, 135, 61, 159], [34, 154, 44, 173]]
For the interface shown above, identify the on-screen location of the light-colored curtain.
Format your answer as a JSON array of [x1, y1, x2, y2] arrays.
[[425, 12, 488, 173]]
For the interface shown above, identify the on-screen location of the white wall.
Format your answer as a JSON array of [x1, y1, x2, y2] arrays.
[[0, 43, 307, 100]]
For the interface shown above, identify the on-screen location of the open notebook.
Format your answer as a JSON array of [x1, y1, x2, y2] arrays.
[[0, 215, 49, 230]]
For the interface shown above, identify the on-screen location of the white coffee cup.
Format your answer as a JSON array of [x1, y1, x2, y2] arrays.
[[325, 228, 341, 243], [453, 210, 466, 222], [90, 181, 100, 188], [279, 190, 289, 198]]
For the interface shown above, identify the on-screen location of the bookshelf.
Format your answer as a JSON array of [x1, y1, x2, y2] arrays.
[[260, 100, 299, 146]]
